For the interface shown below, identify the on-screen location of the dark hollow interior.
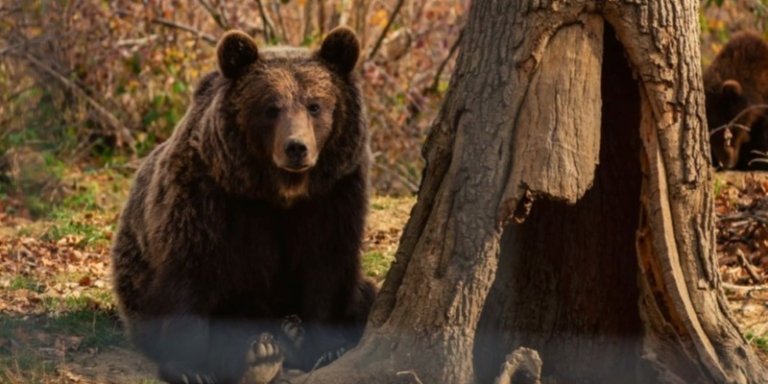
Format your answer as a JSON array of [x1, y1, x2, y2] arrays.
[[474, 24, 648, 383]]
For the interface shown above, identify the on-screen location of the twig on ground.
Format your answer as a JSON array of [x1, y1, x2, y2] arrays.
[[737, 248, 763, 284], [718, 211, 768, 226], [367, 0, 405, 60], [396, 370, 424, 384], [722, 282, 768, 300]]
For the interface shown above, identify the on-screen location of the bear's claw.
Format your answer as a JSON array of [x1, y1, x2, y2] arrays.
[[159, 362, 216, 384]]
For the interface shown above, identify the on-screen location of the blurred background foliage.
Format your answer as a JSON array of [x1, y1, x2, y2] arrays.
[[0, 0, 465, 213], [0, 0, 765, 216], [701, 0, 768, 66]]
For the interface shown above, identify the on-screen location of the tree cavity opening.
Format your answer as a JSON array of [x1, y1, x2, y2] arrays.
[[474, 24, 649, 383]]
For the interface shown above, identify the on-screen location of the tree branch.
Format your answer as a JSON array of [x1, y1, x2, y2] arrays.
[[367, 0, 405, 60], [303, 0, 315, 43], [19, 53, 136, 154], [150, 18, 217, 44], [427, 28, 463, 93], [254, 0, 276, 42], [197, 0, 230, 31], [271, 2, 289, 43]]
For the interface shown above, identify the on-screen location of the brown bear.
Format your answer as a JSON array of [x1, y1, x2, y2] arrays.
[[111, 27, 376, 384], [704, 31, 768, 170]]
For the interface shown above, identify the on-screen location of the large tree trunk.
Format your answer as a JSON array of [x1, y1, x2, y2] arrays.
[[287, 1, 768, 383]]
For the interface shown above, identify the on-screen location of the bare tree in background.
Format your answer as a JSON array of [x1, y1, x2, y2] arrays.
[[280, 0, 768, 383]]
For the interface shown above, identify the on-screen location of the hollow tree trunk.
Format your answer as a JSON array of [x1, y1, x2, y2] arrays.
[[287, 0, 768, 383]]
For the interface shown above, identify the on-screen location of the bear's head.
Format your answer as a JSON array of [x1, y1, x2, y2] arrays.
[[198, 27, 368, 203], [706, 79, 758, 169]]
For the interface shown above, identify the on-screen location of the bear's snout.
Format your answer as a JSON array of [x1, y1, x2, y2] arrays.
[[271, 109, 319, 173], [276, 136, 315, 172], [285, 140, 308, 164]]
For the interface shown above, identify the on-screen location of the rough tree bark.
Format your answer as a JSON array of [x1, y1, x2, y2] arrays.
[[285, 0, 768, 383]]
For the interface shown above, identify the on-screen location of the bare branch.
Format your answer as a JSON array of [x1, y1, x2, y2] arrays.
[[271, 1, 289, 43], [254, 0, 277, 42], [19, 53, 136, 154], [709, 123, 751, 136], [0, 42, 26, 57], [197, 0, 230, 31], [367, 0, 405, 60], [303, 0, 315, 43], [710, 104, 768, 135], [427, 28, 464, 93], [317, 0, 326, 35], [150, 18, 217, 44], [371, 155, 419, 193]]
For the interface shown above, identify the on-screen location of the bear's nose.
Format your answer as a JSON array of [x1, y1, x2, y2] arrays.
[[285, 140, 308, 162]]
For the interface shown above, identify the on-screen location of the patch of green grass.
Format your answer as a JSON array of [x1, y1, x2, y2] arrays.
[[49, 310, 124, 349], [14, 226, 35, 237], [43, 217, 112, 248], [370, 195, 410, 211], [0, 295, 125, 383], [0, 347, 57, 383], [8, 275, 44, 293], [25, 196, 54, 219], [36, 295, 123, 349], [362, 251, 394, 281], [713, 175, 726, 196], [43, 288, 115, 314], [61, 188, 98, 212], [746, 332, 768, 353]]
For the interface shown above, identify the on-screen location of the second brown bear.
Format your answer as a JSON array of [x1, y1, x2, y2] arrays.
[[111, 27, 376, 384], [704, 31, 768, 170]]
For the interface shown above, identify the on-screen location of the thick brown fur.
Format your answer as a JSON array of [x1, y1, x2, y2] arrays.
[[111, 27, 376, 384], [704, 31, 768, 170]]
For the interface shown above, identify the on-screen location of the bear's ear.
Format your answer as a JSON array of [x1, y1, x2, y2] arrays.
[[721, 79, 743, 97], [318, 27, 360, 75], [217, 30, 259, 79]]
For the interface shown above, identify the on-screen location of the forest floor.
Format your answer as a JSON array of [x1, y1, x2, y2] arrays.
[[2, 167, 768, 382], [0, 164, 414, 383]]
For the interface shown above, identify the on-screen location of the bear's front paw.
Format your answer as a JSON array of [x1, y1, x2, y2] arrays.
[[242, 333, 284, 384], [280, 315, 304, 348], [159, 362, 216, 384]]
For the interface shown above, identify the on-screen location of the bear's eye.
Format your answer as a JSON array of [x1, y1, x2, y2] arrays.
[[307, 103, 321, 116], [265, 106, 281, 119]]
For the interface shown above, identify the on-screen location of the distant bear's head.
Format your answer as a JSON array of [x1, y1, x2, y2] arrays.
[[706, 79, 757, 169], [199, 27, 368, 203]]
